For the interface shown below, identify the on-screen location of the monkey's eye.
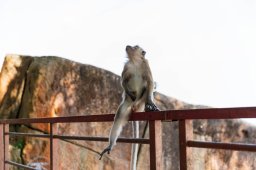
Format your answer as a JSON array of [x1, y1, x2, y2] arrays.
[[134, 45, 139, 49], [142, 51, 146, 56]]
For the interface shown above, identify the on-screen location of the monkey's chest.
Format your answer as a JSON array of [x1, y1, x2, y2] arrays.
[[126, 72, 146, 97]]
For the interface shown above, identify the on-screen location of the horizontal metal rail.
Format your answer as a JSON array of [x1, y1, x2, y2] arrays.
[[6, 132, 150, 144], [5, 161, 37, 170], [6, 132, 50, 138], [132, 107, 256, 120], [187, 140, 256, 152], [53, 135, 150, 144], [1, 107, 256, 125]]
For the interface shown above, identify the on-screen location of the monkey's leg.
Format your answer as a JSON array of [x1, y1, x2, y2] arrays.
[[99, 115, 127, 159], [99, 101, 131, 160], [131, 120, 139, 170]]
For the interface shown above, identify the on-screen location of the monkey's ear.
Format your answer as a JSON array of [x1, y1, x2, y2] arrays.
[[142, 50, 146, 56]]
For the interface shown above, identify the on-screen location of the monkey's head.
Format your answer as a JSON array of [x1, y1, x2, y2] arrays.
[[126, 45, 146, 62]]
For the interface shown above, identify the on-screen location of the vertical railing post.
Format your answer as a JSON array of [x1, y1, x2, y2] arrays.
[[0, 124, 9, 170], [4, 124, 9, 170], [149, 120, 162, 170], [50, 123, 58, 170], [0, 124, 4, 170], [179, 120, 193, 170]]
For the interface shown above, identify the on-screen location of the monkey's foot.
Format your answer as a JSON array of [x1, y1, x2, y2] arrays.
[[145, 103, 160, 112], [99, 146, 112, 160]]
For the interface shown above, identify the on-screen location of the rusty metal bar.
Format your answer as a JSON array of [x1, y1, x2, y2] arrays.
[[187, 141, 256, 152], [3, 124, 9, 170], [5, 160, 37, 170], [132, 107, 256, 121], [165, 107, 256, 120], [179, 120, 193, 170], [0, 124, 4, 170], [149, 120, 162, 170], [50, 123, 58, 170], [6, 132, 50, 138], [53, 135, 150, 144], [6, 132, 150, 144], [0, 114, 115, 124], [179, 120, 187, 170], [1, 107, 256, 125], [50, 123, 54, 170]]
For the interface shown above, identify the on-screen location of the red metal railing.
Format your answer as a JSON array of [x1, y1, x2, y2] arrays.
[[1, 107, 256, 170]]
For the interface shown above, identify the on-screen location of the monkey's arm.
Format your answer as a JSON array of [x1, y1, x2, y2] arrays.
[[99, 98, 132, 160], [143, 60, 160, 111], [143, 60, 154, 100], [122, 67, 136, 101]]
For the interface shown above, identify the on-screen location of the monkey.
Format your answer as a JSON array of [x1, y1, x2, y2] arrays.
[[99, 45, 159, 169]]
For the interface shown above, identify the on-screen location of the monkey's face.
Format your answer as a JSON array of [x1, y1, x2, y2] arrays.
[[126, 45, 146, 61]]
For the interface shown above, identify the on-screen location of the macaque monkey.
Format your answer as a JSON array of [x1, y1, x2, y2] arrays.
[[99, 45, 159, 169]]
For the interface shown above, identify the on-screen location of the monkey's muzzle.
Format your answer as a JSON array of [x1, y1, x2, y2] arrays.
[[126, 45, 133, 52]]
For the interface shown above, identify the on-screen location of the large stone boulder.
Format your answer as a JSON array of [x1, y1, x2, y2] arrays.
[[0, 55, 255, 170]]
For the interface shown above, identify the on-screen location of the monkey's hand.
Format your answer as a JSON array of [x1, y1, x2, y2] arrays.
[[99, 145, 112, 160], [145, 101, 160, 112]]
